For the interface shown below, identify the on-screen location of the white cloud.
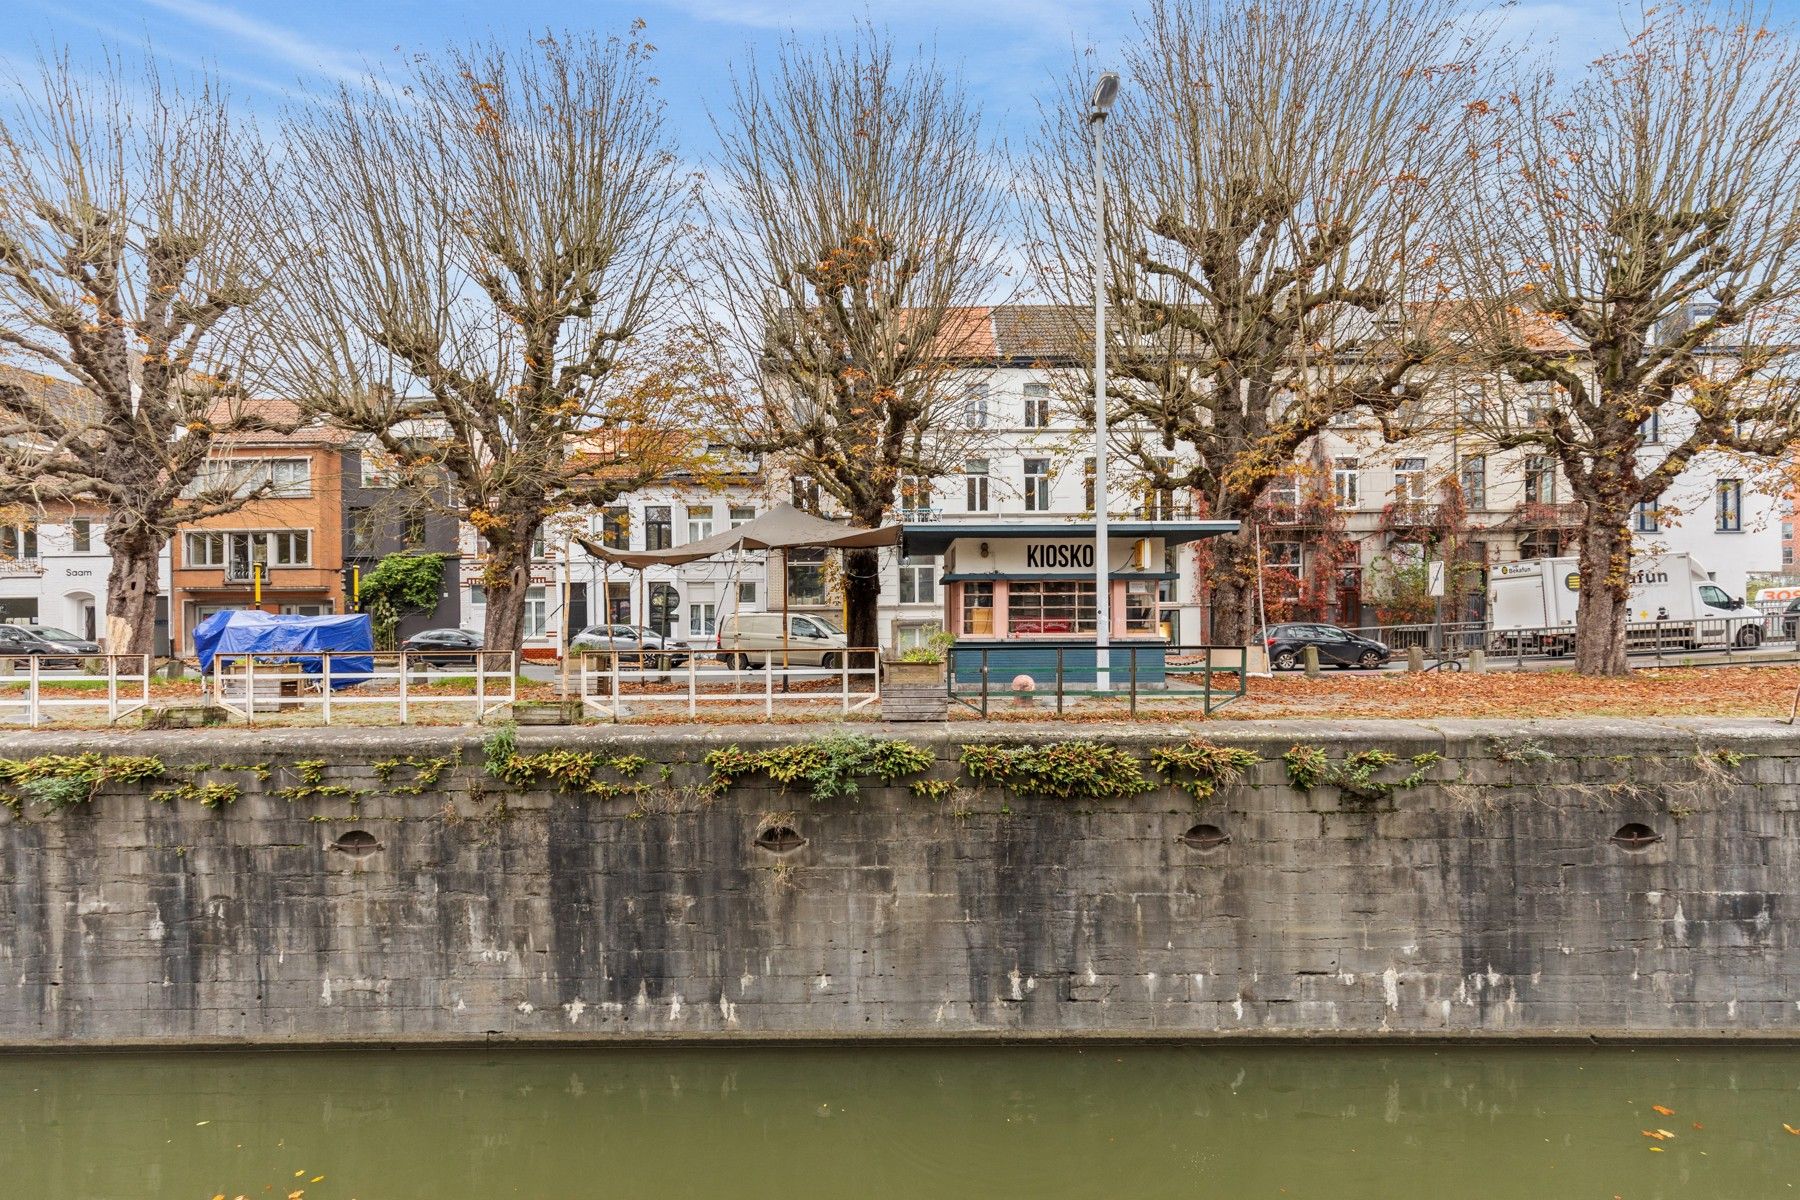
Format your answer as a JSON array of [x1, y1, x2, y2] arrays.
[[137, 0, 369, 85]]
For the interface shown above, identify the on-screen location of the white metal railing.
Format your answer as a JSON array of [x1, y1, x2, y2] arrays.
[[0, 653, 151, 728], [577, 647, 879, 719], [209, 650, 517, 725]]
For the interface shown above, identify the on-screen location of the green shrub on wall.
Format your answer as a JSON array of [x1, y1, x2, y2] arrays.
[[704, 735, 934, 802], [1282, 743, 1441, 804], [1148, 739, 1261, 803], [958, 741, 1150, 801], [0, 754, 165, 812]]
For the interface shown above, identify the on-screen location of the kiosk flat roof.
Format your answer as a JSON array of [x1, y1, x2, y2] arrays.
[[900, 519, 1240, 557]]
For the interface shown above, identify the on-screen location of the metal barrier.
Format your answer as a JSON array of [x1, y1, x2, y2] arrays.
[[209, 650, 518, 724], [945, 643, 1248, 717], [0, 654, 152, 728], [577, 648, 880, 720]]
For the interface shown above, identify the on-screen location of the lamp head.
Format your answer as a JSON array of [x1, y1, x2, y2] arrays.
[[1088, 72, 1120, 122]]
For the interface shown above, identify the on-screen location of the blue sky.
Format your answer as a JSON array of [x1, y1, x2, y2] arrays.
[[0, 0, 1731, 153]]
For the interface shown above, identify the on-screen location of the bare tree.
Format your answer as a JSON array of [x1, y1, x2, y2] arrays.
[[265, 29, 693, 652], [1451, 3, 1800, 675], [698, 29, 1006, 652], [0, 53, 280, 654], [1025, 0, 1482, 643]]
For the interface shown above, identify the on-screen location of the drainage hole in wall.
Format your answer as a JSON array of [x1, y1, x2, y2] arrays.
[[755, 825, 806, 854], [331, 830, 381, 858], [1609, 822, 1662, 851], [1178, 823, 1230, 850]]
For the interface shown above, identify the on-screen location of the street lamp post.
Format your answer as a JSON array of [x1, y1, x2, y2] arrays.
[[1089, 71, 1120, 691]]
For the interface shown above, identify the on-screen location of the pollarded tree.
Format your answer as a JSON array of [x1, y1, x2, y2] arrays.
[[1451, 3, 1800, 675], [0, 54, 281, 654], [697, 29, 1006, 653], [265, 29, 696, 652], [1025, 0, 1482, 644]]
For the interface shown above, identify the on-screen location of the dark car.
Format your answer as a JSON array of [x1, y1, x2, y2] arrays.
[[1262, 623, 1392, 671], [569, 624, 689, 668], [4, 624, 101, 669], [400, 628, 483, 668], [1782, 599, 1800, 640], [0, 623, 66, 667]]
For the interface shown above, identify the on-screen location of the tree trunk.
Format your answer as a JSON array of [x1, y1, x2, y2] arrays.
[[480, 538, 534, 657], [1574, 515, 1632, 676], [842, 545, 881, 669], [1205, 533, 1259, 645], [105, 531, 163, 658]]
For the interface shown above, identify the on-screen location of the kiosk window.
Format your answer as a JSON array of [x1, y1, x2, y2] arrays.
[[961, 582, 995, 635], [1008, 580, 1096, 635], [1125, 580, 1156, 633]]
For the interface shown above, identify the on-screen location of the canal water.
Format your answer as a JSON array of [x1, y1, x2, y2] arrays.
[[6, 1044, 1800, 1198]]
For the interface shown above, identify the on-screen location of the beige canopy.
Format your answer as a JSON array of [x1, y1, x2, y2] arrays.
[[573, 502, 900, 568]]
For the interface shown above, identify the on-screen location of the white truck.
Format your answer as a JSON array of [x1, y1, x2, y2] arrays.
[[1488, 554, 1762, 655]]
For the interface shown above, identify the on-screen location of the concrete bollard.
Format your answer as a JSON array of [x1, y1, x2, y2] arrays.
[[1469, 648, 1486, 673], [1303, 644, 1321, 677], [1407, 646, 1424, 672]]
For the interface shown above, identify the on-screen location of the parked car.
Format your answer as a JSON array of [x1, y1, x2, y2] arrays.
[[9, 624, 101, 668], [399, 628, 483, 668], [716, 612, 848, 668], [1261, 623, 1392, 671], [569, 624, 690, 669], [0, 623, 64, 666], [1782, 599, 1800, 640]]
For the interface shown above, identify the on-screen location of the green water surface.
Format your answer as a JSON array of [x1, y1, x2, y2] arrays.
[[6, 1045, 1800, 1198]]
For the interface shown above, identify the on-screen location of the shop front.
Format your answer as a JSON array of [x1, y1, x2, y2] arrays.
[[901, 519, 1239, 686]]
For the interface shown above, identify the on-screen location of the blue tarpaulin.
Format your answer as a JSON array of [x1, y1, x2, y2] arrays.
[[193, 610, 374, 686]]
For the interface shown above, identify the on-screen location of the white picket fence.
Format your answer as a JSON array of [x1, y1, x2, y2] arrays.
[[577, 649, 880, 719], [207, 651, 519, 724], [0, 654, 153, 728]]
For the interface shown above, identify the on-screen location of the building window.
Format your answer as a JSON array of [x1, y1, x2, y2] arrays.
[[645, 505, 672, 551], [898, 554, 936, 605], [1459, 456, 1486, 510], [689, 601, 717, 637], [184, 532, 227, 567], [737, 581, 757, 606], [0, 525, 38, 561], [686, 505, 715, 543], [899, 475, 930, 516], [1124, 580, 1157, 634], [1786, 546, 1795, 566], [1007, 579, 1097, 635], [469, 585, 486, 610], [1524, 455, 1557, 505], [785, 548, 827, 606], [403, 512, 427, 546], [1393, 456, 1427, 502], [1639, 412, 1660, 445], [69, 518, 91, 553], [1022, 382, 1051, 428], [602, 506, 630, 549], [1332, 457, 1359, 509], [964, 387, 990, 429], [270, 530, 310, 566], [1716, 479, 1743, 532], [1266, 475, 1298, 517], [530, 529, 547, 560], [965, 459, 990, 512], [961, 581, 995, 636], [1267, 541, 1302, 569], [1633, 500, 1659, 533], [269, 459, 311, 497], [360, 451, 397, 488], [524, 586, 548, 638], [1140, 457, 1177, 519], [1024, 459, 1052, 512], [729, 505, 756, 528]]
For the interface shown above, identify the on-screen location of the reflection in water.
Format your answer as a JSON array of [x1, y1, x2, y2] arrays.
[[6, 1044, 1800, 1198]]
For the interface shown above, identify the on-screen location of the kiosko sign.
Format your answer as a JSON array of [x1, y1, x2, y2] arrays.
[[1025, 543, 1095, 569]]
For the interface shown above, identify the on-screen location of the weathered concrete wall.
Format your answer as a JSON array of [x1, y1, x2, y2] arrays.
[[2, 719, 1796, 1045]]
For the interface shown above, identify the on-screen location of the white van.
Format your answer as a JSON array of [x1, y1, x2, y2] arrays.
[[1489, 554, 1760, 653], [716, 612, 849, 667]]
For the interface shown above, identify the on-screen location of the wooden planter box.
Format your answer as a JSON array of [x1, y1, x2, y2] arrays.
[[512, 699, 582, 726], [882, 659, 948, 722]]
